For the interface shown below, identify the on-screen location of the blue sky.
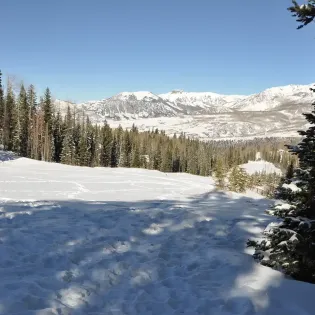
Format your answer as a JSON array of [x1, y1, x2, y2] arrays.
[[2, 0, 315, 102]]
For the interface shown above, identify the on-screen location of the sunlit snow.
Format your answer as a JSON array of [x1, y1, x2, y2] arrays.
[[0, 153, 314, 315], [240, 160, 282, 175]]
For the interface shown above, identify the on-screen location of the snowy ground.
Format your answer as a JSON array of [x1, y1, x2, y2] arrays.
[[240, 160, 282, 175], [0, 154, 314, 315], [103, 114, 304, 141]]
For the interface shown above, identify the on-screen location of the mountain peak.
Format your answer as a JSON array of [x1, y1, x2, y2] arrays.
[[117, 91, 158, 101], [170, 90, 184, 94]]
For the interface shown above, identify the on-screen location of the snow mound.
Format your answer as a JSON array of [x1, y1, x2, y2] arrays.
[[282, 182, 302, 192], [240, 160, 282, 175], [0, 157, 314, 314], [0, 150, 18, 162]]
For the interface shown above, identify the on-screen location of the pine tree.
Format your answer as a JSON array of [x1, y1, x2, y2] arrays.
[[249, 87, 315, 283], [288, 0, 315, 29], [131, 144, 141, 168], [78, 120, 89, 166], [85, 117, 94, 166], [100, 121, 112, 167], [110, 136, 118, 167], [120, 131, 132, 167], [27, 85, 37, 158], [286, 160, 295, 180], [93, 125, 101, 167], [60, 130, 75, 165], [19, 84, 29, 157], [0, 70, 4, 146], [116, 125, 124, 166], [153, 144, 162, 170], [228, 166, 248, 193], [43, 87, 53, 135], [53, 111, 64, 162], [4, 81, 16, 151], [214, 158, 226, 190], [60, 106, 75, 164], [159, 145, 172, 172], [187, 144, 199, 174], [172, 145, 181, 173]]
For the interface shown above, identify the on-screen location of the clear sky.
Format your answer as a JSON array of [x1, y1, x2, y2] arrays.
[[2, 0, 315, 102]]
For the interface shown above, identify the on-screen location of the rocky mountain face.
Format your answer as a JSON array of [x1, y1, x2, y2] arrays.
[[78, 92, 183, 120], [54, 83, 314, 140]]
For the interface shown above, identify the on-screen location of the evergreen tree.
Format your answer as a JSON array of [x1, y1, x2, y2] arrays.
[[27, 85, 37, 157], [100, 121, 112, 167], [53, 111, 64, 162], [131, 144, 141, 168], [43, 87, 53, 135], [285, 160, 295, 180], [116, 125, 124, 165], [0, 70, 4, 146], [110, 136, 118, 167], [78, 120, 89, 166], [288, 0, 315, 29], [160, 145, 173, 172], [12, 100, 21, 154], [228, 166, 248, 193], [120, 131, 132, 167], [187, 144, 199, 174], [153, 144, 162, 170], [86, 117, 95, 166], [214, 158, 226, 190], [172, 145, 181, 173], [4, 81, 16, 151], [249, 87, 315, 283], [93, 125, 101, 167], [60, 130, 75, 165], [19, 84, 29, 157]]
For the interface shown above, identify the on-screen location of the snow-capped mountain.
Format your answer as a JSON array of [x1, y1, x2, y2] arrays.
[[77, 91, 183, 121], [54, 99, 77, 113], [232, 84, 314, 111], [159, 90, 245, 114], [55, 83, 314, 140]]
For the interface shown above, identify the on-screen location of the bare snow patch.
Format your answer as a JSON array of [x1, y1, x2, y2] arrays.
[[240, 160, 282, 175]]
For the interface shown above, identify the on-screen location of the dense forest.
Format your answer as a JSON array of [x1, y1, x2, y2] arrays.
[[0, 71, 297, 182]]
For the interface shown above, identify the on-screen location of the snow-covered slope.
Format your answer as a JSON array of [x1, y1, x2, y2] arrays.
[[240, 160, 282, 175], [232, 84, 314, 112], [0, 154, 315, 315], [54, 99, 77, 113], [159, 90, 245, 114], [78, 91, 182, 120]]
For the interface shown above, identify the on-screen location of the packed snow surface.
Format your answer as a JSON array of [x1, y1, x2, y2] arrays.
[[0, 153, 314, 315], [240, 160, 282, 175]]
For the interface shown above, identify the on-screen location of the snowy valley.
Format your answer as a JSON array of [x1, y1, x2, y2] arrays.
[[0, 154, 314, 315], [55, 83, 314, 140]]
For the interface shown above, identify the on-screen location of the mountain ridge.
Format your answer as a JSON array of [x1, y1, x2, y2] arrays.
[[54, 83, 315, 140]]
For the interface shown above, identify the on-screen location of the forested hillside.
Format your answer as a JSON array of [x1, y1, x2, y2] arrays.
[[0, 71, 297, 178]]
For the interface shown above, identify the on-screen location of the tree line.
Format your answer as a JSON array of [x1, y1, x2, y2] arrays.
[[0, 72, 297, 178]]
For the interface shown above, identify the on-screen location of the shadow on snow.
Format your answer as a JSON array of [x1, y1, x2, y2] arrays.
[[0, 191, 314, 315]]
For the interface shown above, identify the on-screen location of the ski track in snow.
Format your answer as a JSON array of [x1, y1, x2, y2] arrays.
[[0, 156, 314, 315]]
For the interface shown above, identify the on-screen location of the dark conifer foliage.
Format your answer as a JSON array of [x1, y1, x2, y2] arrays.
[[0, 70, 4, 145], [288, 0, 315, 29], [249, 87, 315, 283]]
